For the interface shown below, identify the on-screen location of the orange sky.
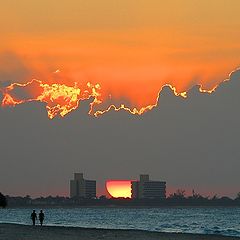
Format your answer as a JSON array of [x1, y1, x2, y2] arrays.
[[1, 0, 240, 112]]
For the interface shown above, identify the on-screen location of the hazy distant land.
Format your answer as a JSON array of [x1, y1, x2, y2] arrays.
[[0, 224, 239, 240], [5, 194, 240, 208]]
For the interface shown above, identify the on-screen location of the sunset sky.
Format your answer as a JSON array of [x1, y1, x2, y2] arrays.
[[0, 1, 240, 198], [1, 0, 240, 111]]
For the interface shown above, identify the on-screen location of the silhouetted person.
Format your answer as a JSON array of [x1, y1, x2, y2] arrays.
[[39, 210, 45, 226], [31, 210, 37, 226]]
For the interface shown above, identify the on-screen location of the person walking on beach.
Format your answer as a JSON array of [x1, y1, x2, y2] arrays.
[[39, 210, 45, 226], [31, 210, 37, 226]]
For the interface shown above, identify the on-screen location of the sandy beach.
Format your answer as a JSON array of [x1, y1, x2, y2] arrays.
[[0, 223, 238, 240]]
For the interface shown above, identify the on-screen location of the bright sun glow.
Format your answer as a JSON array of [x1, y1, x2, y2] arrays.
[[106, 180, 132, 198]]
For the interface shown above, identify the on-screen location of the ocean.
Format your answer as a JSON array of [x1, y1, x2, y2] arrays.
[[0, 207, 239, 237]]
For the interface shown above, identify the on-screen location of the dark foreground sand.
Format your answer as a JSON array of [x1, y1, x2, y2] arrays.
[[0, 223, 239, 240]]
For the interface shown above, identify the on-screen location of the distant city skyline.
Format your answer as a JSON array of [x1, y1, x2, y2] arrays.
[[70, 173, 96, 198]]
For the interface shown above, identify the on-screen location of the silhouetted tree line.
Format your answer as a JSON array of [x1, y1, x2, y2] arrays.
[[3, 190, 240, 207], [0, 192, 7, 208], [166, 189, 240, 206]]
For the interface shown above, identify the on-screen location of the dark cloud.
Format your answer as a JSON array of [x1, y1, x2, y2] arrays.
[[0, 69, 239, 197]]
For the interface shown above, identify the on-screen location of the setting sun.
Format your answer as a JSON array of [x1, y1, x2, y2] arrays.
[[106, 180, 132, 198]]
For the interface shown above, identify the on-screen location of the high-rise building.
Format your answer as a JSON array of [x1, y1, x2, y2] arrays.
[[131, 174, 166, 199], [70, 173, 96, 198]]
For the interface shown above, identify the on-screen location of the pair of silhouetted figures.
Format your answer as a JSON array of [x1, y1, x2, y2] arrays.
[[31, 210, 45, 226]]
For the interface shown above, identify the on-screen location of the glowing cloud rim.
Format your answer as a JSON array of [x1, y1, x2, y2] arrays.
[[0, 68, 238, 119]]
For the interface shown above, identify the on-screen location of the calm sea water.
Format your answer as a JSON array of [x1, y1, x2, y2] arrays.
[[0, 207, 239, 237]]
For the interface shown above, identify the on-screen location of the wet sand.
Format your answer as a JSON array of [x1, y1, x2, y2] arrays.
[[0, 223, 238, 240]]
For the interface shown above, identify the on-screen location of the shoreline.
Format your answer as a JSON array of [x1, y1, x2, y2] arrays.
[[0, 223, 239, 240]]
